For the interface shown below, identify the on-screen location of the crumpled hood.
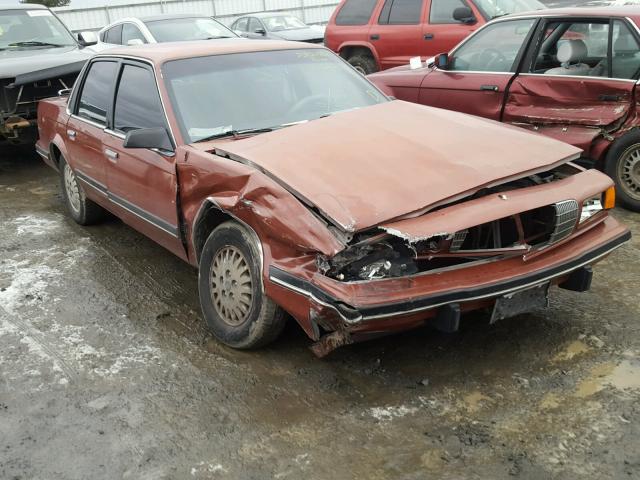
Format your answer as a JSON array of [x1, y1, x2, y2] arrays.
[[0, 46, 91, 85], [210, 101, 581, 232]]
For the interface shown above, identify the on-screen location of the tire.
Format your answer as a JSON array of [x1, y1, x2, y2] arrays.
[[59, 156, 106, 225], [346, 52, 378, 75], [198, 221, 286, 349], [604, 130, 640, 212]]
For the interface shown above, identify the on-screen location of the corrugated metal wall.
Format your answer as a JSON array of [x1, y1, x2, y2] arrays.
[[54, 0, 340, 31]]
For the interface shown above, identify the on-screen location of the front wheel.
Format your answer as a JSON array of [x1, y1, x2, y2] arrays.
[[198, 221, 286, 349], [605, 130, 640, 212]]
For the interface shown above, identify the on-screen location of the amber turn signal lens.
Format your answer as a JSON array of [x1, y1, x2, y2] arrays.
[[603, 187, 616, 210]]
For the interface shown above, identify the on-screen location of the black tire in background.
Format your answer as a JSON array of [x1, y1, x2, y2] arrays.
[[347, 53, 378, 75], [604, 130, 640, 212], [198, 221, 286, 349], [59, 156, 106, 225]]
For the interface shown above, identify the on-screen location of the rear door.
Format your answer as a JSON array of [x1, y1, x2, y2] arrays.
[[418, 17, 537, 120], [503, 17, 639, 151], [423, 0, 482, 56], [102, 60, 185, 259], [66, 60, 118, 197], [370, 0, 427, 69]]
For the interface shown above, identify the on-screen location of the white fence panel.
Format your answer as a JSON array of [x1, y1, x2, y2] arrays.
[[54, 0, 340, 31]]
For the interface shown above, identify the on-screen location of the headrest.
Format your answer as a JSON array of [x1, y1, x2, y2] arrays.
[[614, 33, 637, 56], [557, 39, 588, 64]]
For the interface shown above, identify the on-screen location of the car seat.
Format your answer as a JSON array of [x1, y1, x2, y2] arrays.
[[545, 39, 592, 76], [612, 32, 639, 79]]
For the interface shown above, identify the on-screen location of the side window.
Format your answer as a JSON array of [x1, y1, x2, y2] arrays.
[[77, 61, 118, 126], [379, 0, 423, 25], [114, 64, 166, 133], [248, 18, 263, 33], [531, 21, 609, 77], [121, 23, 146, 45], [234, 18, 248, 31], [450, 19, 535, 72], [335, 0, 378, 26], [611, 20, 640, 79], [429, 0, 467, 24], [104, 24, 122, 44]]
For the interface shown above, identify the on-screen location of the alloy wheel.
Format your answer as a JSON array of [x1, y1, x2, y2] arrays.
[[209, 245, 254, 326], [618, 144, 640, 201]]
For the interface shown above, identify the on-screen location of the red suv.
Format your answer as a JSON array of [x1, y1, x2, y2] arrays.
[[325, 0, 545, 74]]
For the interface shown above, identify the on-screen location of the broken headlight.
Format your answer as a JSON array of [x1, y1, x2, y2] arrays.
[[580, 195, 603, 223], [580, 188, 615, 224]]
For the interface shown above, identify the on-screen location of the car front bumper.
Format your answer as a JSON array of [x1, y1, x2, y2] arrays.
[[267, 216, 630, 350]]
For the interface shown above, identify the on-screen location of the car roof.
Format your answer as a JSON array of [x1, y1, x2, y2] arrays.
[[238, 12, 301, 19], [136, 13, 212, 23], [97, 38, 323, 64], [0, 3, 48, 10], [507, 5, 640, 23]]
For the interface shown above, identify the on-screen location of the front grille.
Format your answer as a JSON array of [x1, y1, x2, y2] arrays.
[[451, 200, 579, 254], [548, 200, 579, 245]]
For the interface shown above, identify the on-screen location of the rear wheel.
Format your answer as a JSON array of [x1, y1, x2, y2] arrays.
[[198, 221, 286, 349], [605, 130, 640, 212], [59, 156, 106, 225], [346, 52, 378, 75]]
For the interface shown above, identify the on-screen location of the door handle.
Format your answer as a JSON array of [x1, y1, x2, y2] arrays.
[[370, 34, 380, 40], [480, 85, 499, 92], [105, 149, 119, 162], [67, 129, 76, 139], [424, 33, 434, 40], [599, 94, 621, 102]]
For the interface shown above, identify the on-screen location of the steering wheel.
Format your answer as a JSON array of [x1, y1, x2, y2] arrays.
[[288, 94, 329, 117], [478, 48, 508, 71]]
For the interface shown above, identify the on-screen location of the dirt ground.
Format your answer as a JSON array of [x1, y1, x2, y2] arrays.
[[0, 147, 639, 480]]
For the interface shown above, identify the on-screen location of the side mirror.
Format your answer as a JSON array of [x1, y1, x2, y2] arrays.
[[123, 127, 173, 153], [436, 53, 449, 70], [127, 38, 144, 46], [77, 31, 98, 47], [453, 6, 476, 24], [255, 28, 266, 36]]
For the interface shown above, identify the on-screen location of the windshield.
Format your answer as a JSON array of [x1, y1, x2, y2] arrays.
[[163, 49, 388, 143], [262, 15, 307, 32], [473, 0, 545, 19], [145, 17, 236, 42], [0, 9, 76, 49]]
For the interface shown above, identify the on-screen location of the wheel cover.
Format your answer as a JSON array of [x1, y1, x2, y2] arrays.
[[618, 144, 640, 201], [209, 245, 254, 326], [64, 164, 82, 213]]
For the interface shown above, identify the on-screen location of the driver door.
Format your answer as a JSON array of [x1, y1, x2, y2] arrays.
[[418, 17, 537, 120]]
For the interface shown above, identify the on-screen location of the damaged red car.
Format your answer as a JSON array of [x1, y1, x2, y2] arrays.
[[36, 40, 630, 356], [368, 7, 640, 212]]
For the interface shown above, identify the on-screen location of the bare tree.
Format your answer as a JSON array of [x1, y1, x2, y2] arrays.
[[20, 0, 71, 8]]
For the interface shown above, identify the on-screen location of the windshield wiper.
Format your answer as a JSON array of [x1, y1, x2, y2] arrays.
[[195, 126, 278, 143], [205, 36, 235, 40], [8, 41, 70, 48], [491, 13, 510, 19]]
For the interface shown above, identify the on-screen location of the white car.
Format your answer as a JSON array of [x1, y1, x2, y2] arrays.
[[95, 13, 237, 50]]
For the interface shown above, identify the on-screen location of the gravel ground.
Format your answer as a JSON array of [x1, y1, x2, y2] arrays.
[[0, 147, 639, 480]]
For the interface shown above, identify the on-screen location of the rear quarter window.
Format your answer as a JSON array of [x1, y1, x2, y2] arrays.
[[336, 0, 379, 25]]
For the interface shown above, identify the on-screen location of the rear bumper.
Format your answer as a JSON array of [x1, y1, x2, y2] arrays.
[[269, 218, 630, 328]]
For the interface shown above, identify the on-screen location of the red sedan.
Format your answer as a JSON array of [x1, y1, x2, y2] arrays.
[[368, 6, 640, 211]]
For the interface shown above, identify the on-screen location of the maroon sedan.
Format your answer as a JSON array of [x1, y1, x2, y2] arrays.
[[369, 6, 640, 212], [36, 40, 629, 356]]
